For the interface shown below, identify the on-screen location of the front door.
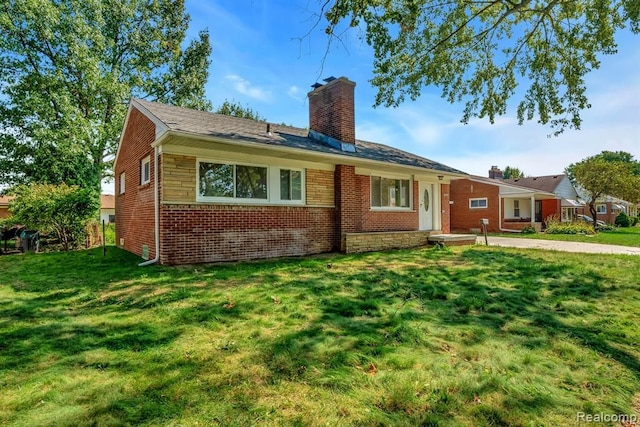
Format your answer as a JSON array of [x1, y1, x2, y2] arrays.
[[419, 182, 434, 230], [535, 200, 542, 222]]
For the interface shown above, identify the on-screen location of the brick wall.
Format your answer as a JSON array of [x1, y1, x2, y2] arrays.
[[114, 108, 157, 259], [159, 204, 336, 264], [541, 199, 561, 225], [0, 206, 9, 219], [356, 175, 419, 231], [450, 179, 500, 233], [441, 183, 451, 233], [306, 169, 334, 206]]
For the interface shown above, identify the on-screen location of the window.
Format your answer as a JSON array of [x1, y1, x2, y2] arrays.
[[561, 207, 573, 222], [141, 156, 151, 185], [108, 214, 116, 223], [513, 200, 520, 217], [469, 198, 488, 209], [199, 162, 267, 200], [596, 204, 607, 214], [119, 172, 125, 194], [370, 176, 411, 208], [280, 169, 302, 201]]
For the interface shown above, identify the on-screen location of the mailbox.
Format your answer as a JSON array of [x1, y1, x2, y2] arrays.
[[480, 218, 489, 225]]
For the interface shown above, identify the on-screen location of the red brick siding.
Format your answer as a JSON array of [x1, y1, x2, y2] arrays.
[[441, 183, 451, 233], [0, 206, 9, 219], [308, 78, 356, 144], [335, 165, 358, 249], [450, 179, 500, 233], [541, 199, 561, 225], [159, 204, 336, 265], [356, 175, 419, 232], [114, 108, 157, 259]]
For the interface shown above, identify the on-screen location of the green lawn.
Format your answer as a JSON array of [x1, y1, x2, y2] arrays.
[[494, 225, 640, 247], [1, 246, 639, 426]]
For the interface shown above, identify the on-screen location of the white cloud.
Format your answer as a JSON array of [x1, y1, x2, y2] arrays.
[[286, 85, 304, 102], [225, 74, 271, 101]]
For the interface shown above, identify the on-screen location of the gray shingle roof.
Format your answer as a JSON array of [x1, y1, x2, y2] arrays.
[[133, 98, 467, 175], [502, 175, 566, 193]]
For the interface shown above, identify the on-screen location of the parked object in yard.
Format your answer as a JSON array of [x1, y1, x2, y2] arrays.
[[0, 225, 25, 255], [576, 214, 606, 227]]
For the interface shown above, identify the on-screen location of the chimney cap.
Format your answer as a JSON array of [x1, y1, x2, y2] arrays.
[[323, 76, 337, 82], [310, 82, 323, 89]]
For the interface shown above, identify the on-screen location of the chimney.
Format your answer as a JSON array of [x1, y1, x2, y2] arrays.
[[489, 165, 503, 179], [308, 77, 356, 152]]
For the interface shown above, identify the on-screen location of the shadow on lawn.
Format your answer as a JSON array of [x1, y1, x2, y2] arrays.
[[258, 247, 640, 424]]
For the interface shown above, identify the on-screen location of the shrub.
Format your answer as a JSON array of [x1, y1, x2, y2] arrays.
[[521, 226, 537, 234], [8, 183, 100, 250], [597, 224, 616, 232], [630, 216, 639, 227], [614, 211, 631, 227], [545, 222, 596, 235]]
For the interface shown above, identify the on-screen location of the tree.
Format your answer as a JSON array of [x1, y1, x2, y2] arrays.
[[0, 0, 212, 191], [566, 155, 640, 228], [216, 100, 266, 121], [503, 166, 525, 179], [319, 0, 639, 134], [8, 183, 100, 250]]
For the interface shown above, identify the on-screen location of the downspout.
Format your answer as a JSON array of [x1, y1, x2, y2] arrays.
[[499, 195, 521, 233], [139, 145, 160, 266]]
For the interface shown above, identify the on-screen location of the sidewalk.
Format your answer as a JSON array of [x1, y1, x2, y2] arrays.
[[477, 236, 640, 256]]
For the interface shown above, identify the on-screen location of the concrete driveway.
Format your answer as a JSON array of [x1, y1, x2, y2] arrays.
[[477, 236, 640, 256]]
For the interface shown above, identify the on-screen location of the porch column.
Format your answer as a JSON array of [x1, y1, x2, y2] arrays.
[[531, 196, 535, 223]]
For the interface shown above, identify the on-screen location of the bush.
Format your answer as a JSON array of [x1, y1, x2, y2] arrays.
[[521, 226, 537, 234], [8, 183, 100, 250], [630, 216, 639, 227], [614, 211, 631, 227], [597, 224, 616, 232], [545, 222, 596, 235]]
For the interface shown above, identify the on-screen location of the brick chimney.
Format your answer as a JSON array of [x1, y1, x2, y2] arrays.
[[308, 77, 356, 151], [489, 165, 503, 179]]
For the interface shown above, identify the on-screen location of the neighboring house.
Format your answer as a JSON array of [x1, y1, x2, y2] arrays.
[[114, 76, 468, 265], [502, 173, 584, 223], [0, 196, 13, 219], [450, 173, 557, 233], [100, 194, 115, 224], [585, 195, 634, 224]]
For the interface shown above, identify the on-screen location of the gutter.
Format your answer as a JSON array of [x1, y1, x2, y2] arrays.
[[139, 145, 160, 266]]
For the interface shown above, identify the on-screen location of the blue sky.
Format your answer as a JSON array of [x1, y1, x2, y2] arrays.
[[183, 1, 639, 179]]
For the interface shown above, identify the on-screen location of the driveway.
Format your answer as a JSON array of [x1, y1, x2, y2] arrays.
[[477, 236, 640, 256]]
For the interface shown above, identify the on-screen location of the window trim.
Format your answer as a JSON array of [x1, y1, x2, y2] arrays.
[[140, 155, 151, 185], [278, 167, 305, 204], [196, 159, 305, 205], [596, 204, 607, 214], [513, 199, 520, 217], [469, 197, 488, 209], [369, 175, 413, 210], [119, 172, 125, 194]]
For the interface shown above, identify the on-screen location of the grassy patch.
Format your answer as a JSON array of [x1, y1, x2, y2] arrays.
[[495, 225, 640, 247], [1, 246, 639, 425]]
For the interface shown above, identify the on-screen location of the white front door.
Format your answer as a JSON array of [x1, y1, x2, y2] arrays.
[[419, 182, 434, 230]]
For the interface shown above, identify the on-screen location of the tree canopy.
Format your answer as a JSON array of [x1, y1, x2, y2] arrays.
[[320, 0, 639, 133], [502, 166, 525, 179], [216, 100, 266, 121], [0, 0, 212, 190], [566, 151, 640, 227]]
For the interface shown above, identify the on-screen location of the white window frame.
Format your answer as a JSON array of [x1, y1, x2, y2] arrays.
[[196, 159, 305, 205], [469, 198, 488, 209], [140, 155, 151, 185], [278, 167, 305, 204], [119, 172, 125, 194], [596, 204, 607, 214], [370, 174, 413, 210], [513, 200, 520, 217]]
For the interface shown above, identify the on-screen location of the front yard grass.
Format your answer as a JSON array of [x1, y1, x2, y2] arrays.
[[495, 225, 640, 247], [1, 246, 639, 426]]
